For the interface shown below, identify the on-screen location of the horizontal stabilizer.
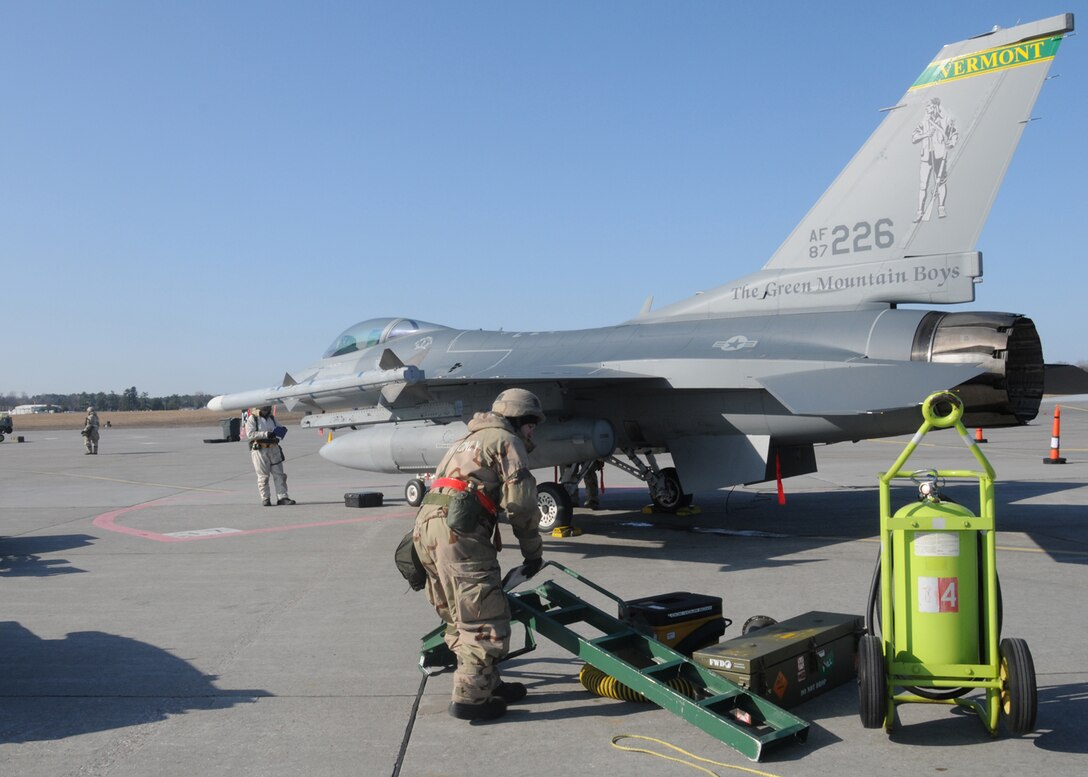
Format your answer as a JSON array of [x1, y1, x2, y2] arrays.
[[1044, 363, 1088, 395], [759, 361, 983, 415]]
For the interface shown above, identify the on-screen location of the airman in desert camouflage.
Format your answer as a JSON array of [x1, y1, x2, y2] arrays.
[[413, 388, 545, 721]]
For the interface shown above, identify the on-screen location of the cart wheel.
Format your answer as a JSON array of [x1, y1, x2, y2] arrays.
[[405, 478, 427, 507], [742, 615, 777, 635], [999, 637, 1037, 735], [537, 482, 573, 531], [858, 634, 886, 729]]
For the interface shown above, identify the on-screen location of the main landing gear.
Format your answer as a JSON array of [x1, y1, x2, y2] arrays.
[[541, 449, 692, 526], [603, 449, 692, 512]]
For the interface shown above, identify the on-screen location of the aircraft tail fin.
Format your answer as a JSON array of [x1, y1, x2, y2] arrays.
[[764, 14, 1072, 276], [642, 14, 1073, 320]]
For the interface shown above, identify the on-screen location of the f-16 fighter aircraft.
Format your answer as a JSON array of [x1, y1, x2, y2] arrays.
[[209, 14, 1073, 528]]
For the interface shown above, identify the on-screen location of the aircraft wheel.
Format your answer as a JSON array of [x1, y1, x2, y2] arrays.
[[405, 478, 427, 507], [857, 634, 886, 729], [999, 637, 1037, 735], [0, 433, 5, 442], [537, 482, 573, 531], [650, 467, 691, 512]]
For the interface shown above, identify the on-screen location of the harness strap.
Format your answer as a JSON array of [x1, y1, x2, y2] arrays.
[[431, 477, 498, 516]]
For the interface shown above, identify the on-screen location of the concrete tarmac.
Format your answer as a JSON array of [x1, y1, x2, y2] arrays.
[[2, 404, 1087, 776]]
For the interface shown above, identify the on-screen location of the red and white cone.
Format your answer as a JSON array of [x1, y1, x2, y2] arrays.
[[1043, 405, 1067, 464]]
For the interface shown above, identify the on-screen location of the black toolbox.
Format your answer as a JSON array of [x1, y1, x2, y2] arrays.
[[344, 491, 383, 508], [692, 611, 863, 709], [622, 592, 729, 656]]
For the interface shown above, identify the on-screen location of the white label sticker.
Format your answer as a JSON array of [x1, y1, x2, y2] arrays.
[[918, 576, 939, 613], [913, 531, 960, 557]]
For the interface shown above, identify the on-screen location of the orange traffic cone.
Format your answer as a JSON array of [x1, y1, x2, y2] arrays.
[[1043, 405, 1067, 464], [975, 426, 987, 444]]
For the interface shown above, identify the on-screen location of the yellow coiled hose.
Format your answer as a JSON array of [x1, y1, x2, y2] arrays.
[[579, 663, 700, 702]]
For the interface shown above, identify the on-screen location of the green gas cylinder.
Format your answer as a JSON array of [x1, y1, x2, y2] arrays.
[[891, 498, 979, 666]]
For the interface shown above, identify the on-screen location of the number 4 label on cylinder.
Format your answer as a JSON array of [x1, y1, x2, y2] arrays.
[[918, 577, 959, 613]]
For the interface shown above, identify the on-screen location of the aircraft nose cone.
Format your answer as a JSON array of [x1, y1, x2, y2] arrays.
[[207, 396, 226, 412]]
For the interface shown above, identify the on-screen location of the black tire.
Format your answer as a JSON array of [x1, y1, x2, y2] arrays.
[[0, 433, 5, 442], [651, 467, 692, 512], [537, 482, 573, 531], [999, 637, 1037, 735], [405, 478, 427, 507], [858, 634, 886, 729]]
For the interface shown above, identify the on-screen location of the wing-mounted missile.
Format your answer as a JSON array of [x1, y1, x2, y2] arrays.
[[376, 348, 432, 406], [279, 372, 310, 412], [207, 348, 427, 413]]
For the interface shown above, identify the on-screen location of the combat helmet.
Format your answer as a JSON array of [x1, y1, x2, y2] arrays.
[[491, 388, 545, 424]]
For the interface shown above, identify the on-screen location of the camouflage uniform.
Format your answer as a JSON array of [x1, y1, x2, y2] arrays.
[[83, 408, 100, 454], [413, 411, 542, 705]]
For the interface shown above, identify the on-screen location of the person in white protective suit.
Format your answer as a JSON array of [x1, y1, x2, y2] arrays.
[[245, 406, 295, 506]]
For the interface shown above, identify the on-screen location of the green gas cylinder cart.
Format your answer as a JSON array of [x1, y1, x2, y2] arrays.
[[857, 391, 1037, 736]]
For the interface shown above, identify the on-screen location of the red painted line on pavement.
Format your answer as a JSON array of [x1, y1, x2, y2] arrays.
[[92, 498, 410, 542]]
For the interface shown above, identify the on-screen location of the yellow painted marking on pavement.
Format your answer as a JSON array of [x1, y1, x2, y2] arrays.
[[859, 536, 1086, 557]]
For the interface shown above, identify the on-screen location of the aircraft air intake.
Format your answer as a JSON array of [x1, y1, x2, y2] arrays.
[[912, 312, 1043, 427]]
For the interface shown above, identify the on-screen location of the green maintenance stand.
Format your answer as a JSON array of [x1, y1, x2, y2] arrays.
[[858, 391, 1037, 736], [420, 562, 809, 762]]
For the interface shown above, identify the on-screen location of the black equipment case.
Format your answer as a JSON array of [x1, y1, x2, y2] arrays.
[[344, 491, 383, 508], [622, 591, 729, 656]]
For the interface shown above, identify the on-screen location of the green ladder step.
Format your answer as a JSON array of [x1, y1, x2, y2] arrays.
[[420, 563, 808, 762]]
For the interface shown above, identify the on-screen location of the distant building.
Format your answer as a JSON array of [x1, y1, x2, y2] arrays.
[[11, 404, 63, 414]]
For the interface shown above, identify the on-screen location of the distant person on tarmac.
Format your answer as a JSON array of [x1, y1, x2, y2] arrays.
[[245, 405, 295, 507], [82, 406, 100, 454], [583, 459, 603, 509]]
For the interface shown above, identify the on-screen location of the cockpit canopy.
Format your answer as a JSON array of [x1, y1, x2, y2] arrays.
[[322, 318, 447, 359]]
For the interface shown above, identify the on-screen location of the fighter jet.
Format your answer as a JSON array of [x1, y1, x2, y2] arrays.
[[209, 14, 1073, 529]]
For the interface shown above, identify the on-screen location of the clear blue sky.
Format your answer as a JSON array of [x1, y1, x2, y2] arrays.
[[2, 1, 1085, 398]]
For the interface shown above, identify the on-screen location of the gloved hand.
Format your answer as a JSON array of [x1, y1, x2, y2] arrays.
[[522, 557, 543, 579]]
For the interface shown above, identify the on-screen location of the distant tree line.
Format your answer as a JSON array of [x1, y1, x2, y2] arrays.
[[0, 387, 214, 412]]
